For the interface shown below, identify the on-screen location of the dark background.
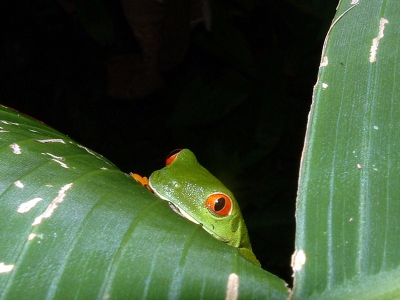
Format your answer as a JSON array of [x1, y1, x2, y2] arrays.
[[0, 0, 339, 283]]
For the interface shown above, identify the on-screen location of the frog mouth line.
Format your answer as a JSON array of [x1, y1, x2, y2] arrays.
[[166, 201, 200, 225], [171, 200, 228, 243], [151, 189, 229, 243]]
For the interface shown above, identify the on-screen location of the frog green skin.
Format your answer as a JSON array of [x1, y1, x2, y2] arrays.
[[148, 149, 260, 267]]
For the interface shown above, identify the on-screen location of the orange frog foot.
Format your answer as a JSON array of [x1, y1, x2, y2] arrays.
[[131, 173, 152, 192]]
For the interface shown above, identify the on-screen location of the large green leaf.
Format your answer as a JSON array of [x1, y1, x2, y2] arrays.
[[0, 105, 288, 299], [293, 1, 400, 299]]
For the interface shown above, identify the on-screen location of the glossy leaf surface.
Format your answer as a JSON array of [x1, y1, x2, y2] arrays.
[[293, 1, 400, 299], [0, 105, 288, 299]]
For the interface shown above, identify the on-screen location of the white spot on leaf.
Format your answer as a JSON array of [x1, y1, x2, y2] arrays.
[[32, 183, 73, 226], [10, 143, 21, 154], [370, 18, 389, 63], [77, 144, 96, 156], [320, 56, 328, 67], [322, 83, 328, 89], [76, 144, 111, 165], [42, 152, 64, 160], [28, 233, 37, 240], [0, 263, 14, 274], [14, 180, 24, 188], [28, 233, 44, 241], [1, 120, 19, 126], [52, 159, 69, 169], [351, 0, 359, 4], [291, 249, 306, 272], [373, 125, 378, 130], [35, 139, 65, 144], [226, 273, 239, 300], [17, 197, 43, 213], [357, 164, 362, 169]]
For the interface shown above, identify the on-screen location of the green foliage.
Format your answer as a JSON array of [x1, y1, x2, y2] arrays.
[[0, 105, 289, 299], [293, 1, 400, 298], [0, 0, 342, 281]]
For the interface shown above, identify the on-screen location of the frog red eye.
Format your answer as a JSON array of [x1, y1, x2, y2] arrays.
[[206, 193, 232, 217], [166, 149, 182, 165]]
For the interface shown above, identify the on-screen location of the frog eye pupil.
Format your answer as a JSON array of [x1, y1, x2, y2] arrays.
[[214, 197, 226, 212], [205, 193, 232, 217]]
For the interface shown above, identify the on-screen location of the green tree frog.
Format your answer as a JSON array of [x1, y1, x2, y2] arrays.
[[132, 149, 260, 267]]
